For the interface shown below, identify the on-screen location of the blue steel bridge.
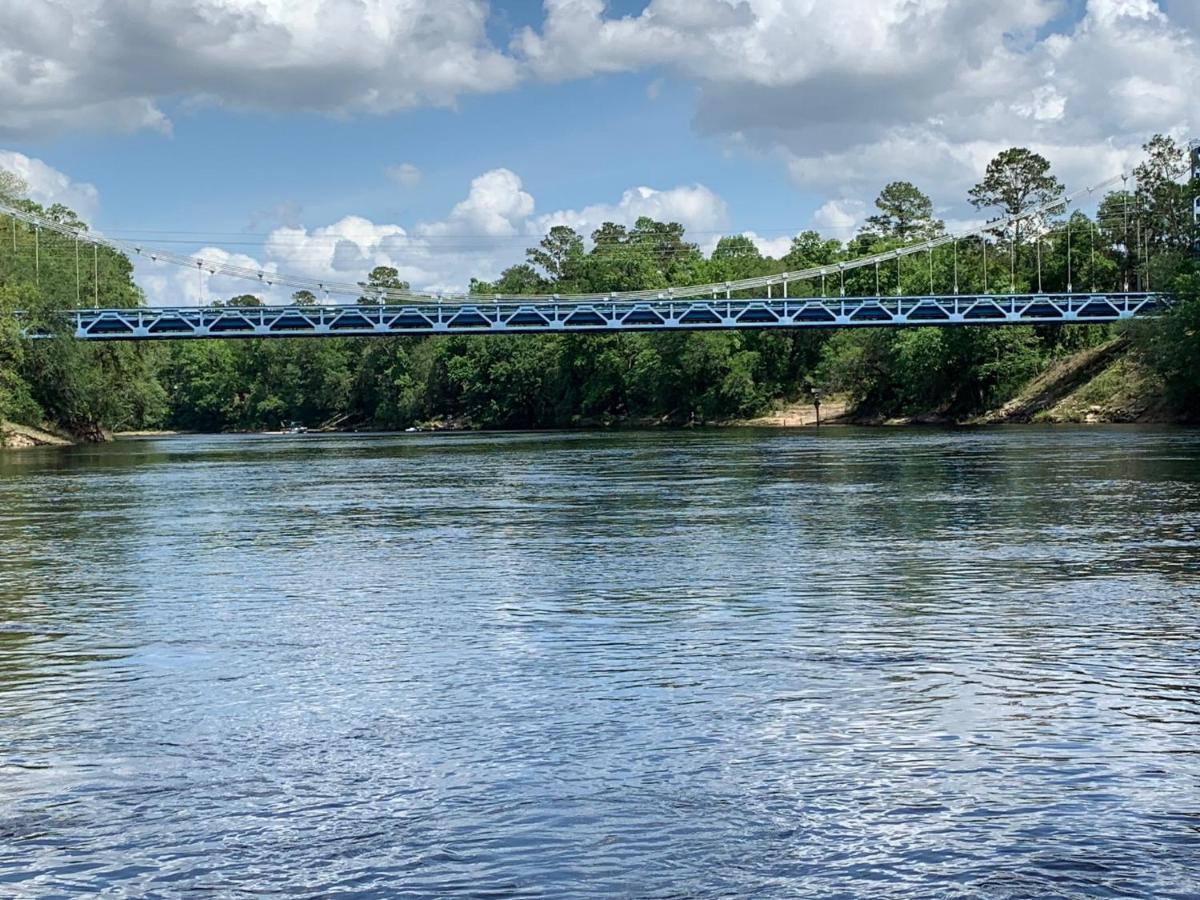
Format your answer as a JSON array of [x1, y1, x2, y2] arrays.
[[50, 292, 1164, 341], [3, 146, 1195, 341]]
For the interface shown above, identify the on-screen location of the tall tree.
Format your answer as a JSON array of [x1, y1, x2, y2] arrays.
[[969, 148, 1064, 239], [0, 169, 25, 203], [358, 265, 409, 304], [527, 225, 585, 286], [863, 182, 944, 241], [707, 235, 765, 291], [1134, 133, 1196, 251]]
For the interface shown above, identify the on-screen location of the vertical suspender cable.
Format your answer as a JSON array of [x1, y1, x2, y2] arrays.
[[1010, 231, 1016, 293], [1144, 222, 1151, 291], [75, 237, 81, 305], [839, 265, 845, 297], [928, 247, 934, 295], [875, 260, 880, 297], [1036, 236, 1042, 293], [982, 237, 988, 294], [953, 239, 959, 294], [1122, 175, 1130, 292], [896, 252, 901, 295], [34, 226, 39, 284], [1135, 213, 1142, 292], [1090, 221, 1097, 292], [1066, 216, 1073, 293], [93, 244, 99, 308]]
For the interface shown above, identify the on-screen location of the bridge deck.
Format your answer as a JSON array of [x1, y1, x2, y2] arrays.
[[32, 293, 1163, 341]]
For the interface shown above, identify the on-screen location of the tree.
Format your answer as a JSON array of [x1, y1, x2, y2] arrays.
[[471, 264, 547, 296], [292, 289, 318, 305], [358, 265, 409, 303], [863, 182, 944, 241], [708, 235, 764, 282], [527, 225, 585, 286], [969, 148, 1064, 239], [0, 168, 25, 204], [1134, 134, 1196, 252]]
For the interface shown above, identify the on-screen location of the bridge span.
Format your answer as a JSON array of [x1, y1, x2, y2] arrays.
[[42, 292, 1164, 341]]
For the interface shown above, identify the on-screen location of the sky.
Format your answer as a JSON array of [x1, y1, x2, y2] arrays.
[[0, 0, 1197, 305]]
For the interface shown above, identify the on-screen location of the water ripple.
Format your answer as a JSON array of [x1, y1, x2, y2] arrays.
[[1, 427, 1198, 897]]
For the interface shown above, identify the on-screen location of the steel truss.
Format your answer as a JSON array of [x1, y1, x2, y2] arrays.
[[32, 293, 1164, 341]]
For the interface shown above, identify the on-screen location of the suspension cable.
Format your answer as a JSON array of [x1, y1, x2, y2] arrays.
[[0, 167, 1160, 304]]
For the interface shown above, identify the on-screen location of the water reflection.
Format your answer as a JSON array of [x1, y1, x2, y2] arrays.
[[1, 427, 1198, 896]]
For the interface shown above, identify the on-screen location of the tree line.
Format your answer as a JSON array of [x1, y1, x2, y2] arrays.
[[1, 136, 1197, 437]]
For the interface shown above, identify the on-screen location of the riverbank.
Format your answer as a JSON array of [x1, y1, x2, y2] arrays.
[[0, 420, 74, 449], [3, 339, 1189, 448], [731, 338, 1190, 429]]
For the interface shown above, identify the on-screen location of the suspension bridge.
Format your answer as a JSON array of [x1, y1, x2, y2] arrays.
[[3, 143, 1197, 342]]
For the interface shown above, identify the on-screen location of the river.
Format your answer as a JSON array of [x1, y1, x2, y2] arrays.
[[1, 427, 1198, 897]]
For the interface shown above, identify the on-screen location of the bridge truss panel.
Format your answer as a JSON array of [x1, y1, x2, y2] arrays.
[[31, 293, 1166, 341]]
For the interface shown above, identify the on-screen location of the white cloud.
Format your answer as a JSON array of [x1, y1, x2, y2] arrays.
[[0, 150, 101, 222], [0, 0, 519, 139], [386, 163, 423, 188], [421, 168, 535, 238], [534, 183, 729, 251], [741, 231, 792, 259], [136, 247, 283, 307], [130, 168, 739, 303], [517, 0, 1200, 220], [811, 199, 865, 237]]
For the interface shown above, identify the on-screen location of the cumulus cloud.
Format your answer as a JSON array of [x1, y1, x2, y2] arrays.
[[421, 169, 535, 238], [0, 0, 519, 139], [533, 183, 729, 249], [811, 200, 866, 237], [136, 168, 735, 303], [517, 0, 1200, 215], [137, 247, 282, 307], [0, 150, 101, 222], [741, 231, 792, 259]]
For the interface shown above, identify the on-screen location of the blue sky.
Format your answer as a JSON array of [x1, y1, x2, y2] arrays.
[[0, 0, 1196, 302]]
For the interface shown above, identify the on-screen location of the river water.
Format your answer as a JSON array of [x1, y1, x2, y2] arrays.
[[1, 428, 1198, 898]]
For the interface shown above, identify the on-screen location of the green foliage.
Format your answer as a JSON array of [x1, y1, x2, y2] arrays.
[[863, 182, 944, 240], [969, 147, 1065, 223], [4, 136, 1198, 436], [0, 189, 165, 436], [1132, 270, 1200, 416]]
